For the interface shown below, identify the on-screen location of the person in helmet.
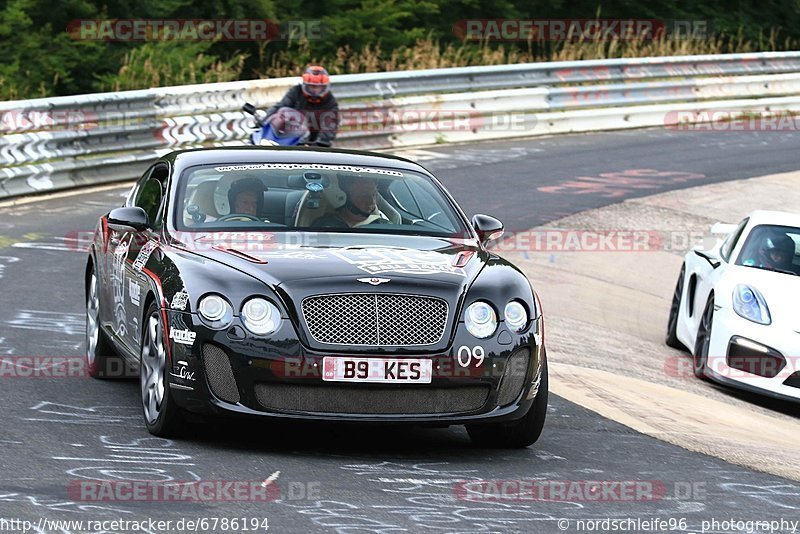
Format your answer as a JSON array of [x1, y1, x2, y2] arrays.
[[741, 227, 796, 272], [757, 233, 796, 271], [265, 65, 339, 147], [228, 176, 266, 217]]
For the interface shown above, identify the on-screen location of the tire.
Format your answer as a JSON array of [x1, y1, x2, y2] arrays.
[[85, 267, 125, 378], [140, 301, 184, 436], [467, 359, 549, 448], [665, 263, 688, 351], [692, 295, 714, 380]]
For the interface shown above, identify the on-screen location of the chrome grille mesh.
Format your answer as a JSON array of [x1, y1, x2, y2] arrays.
[[497, 348, 530, 406], [254, 383, 489, 414], [302, 294, 448, 346], [202, 344, 240, 404]]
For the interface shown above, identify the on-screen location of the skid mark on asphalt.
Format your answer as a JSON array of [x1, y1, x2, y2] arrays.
[[5, 310, 84, 335], [25, 402, 140, 426], [718, 483, 800, 510]]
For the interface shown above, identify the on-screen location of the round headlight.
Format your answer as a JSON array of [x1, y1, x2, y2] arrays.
[[242, 298, 281, 336], [465, 301, 497, 339], [504, 300, 528, 332], [198, 294, 233, 328]]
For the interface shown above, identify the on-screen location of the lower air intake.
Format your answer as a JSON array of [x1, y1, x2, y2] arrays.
[[202, 344, 240, 404], [254, 384, 489, 414], [497, 348, 531, 406]]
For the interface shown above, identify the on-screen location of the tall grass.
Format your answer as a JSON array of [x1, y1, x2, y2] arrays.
[[95, 41, 247, 92], [259, 28, 793, 78]]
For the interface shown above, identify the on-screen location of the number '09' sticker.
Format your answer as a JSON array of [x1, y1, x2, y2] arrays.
[[457, 346, 485, 367]]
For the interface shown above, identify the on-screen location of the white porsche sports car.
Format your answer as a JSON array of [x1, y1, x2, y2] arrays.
[[666, 210, 800, 402]]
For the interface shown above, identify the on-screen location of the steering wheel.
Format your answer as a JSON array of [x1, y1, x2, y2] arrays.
[[218, 213, 266, 222]]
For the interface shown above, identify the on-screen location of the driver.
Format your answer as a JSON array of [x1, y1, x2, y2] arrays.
[[312, 176, 391, 228], [228, 177, 266, 217], [743, 230, 796, 271]]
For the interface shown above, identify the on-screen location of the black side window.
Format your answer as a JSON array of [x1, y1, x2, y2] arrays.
[[720, 218, 749, 262], [134, 164, 168, 227]]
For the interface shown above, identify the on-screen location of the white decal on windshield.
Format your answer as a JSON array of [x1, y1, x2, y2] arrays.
[[213, 163, 403, 176]]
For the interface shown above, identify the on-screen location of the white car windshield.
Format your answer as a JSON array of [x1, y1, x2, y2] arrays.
[[735, 224, 800, 275]]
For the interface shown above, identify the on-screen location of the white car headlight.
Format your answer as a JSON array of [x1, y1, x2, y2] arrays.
[[465, 301, 498, 339], [504, 300, 529, 332], [198, 294, 233, 329], [241, 298, 281, 336], [732, 284, 771, 325]]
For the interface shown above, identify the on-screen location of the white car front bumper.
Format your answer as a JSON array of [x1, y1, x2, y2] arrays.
[[706, 307, 800, 402]]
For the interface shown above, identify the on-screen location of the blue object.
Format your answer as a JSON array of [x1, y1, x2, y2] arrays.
[[306, 182, 324, 192], [251, 122, 304, 146]]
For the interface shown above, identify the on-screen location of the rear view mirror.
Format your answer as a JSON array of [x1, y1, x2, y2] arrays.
[[108, 207, 149, 232], [472, 214, 504, 245]]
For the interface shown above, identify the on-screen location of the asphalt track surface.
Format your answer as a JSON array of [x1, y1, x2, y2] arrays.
[[1, 128, 800, 533]]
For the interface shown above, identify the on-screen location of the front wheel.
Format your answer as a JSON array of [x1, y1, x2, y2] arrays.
[[665, 264, 688, 351], [140, 302, 184, 436], [467, 359, 549, 448], [693, 295, 714, 380]]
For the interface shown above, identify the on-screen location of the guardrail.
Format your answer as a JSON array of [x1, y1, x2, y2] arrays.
[[2, 51, 800, 198]]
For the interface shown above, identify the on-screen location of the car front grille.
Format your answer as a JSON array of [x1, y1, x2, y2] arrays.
[[301, 293, 448, 346], [254, 383, 489, 414]]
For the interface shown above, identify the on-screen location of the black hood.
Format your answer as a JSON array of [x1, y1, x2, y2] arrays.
[[175, 231, 486, 290]]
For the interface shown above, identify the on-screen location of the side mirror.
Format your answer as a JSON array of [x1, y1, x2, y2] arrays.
[[242, 102, 257, 115], [694, 249, 720, 269], [108, 207, 149, 232], [472, 214, 504, 245]]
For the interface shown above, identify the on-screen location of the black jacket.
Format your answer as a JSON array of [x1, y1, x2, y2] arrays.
[[266, 85, 339, 145]]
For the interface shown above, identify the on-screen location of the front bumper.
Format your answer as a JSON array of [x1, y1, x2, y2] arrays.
[[706, 309, 800, 402], [164, 309, 545, 423]]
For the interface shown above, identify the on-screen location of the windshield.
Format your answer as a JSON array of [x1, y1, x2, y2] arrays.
[[174, 163, 470, 238], [735, 224, 800, 275]]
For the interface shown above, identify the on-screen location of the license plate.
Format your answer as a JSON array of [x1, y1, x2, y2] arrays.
[[322, 357, 432, 383]]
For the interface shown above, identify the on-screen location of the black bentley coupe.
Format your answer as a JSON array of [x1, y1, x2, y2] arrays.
[[85, 147, 548, 447]]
